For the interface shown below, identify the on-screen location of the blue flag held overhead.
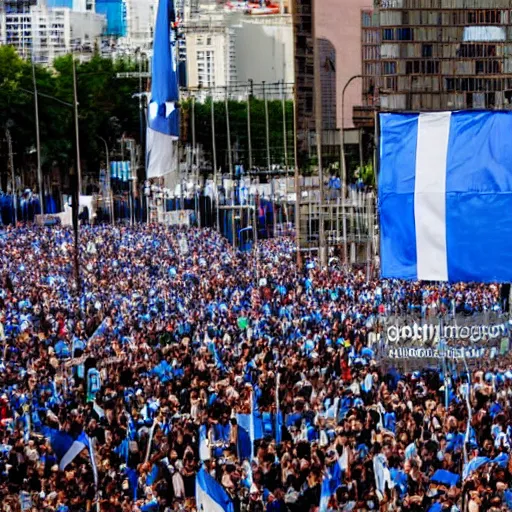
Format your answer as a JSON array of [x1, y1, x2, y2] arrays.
[[146, 0, 180, 179], [379, 111, 512, 282], [48, 429, 90, 471]]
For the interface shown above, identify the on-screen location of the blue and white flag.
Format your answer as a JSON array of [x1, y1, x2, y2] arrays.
[[196, 467, 234, 512], [380, 111, 512, 282], [319, 461, 344, 512], [236, 392, 263, 460], [49, 429, 90, 471], [146, 0, 180, 179], [463, 456, 491, 480]]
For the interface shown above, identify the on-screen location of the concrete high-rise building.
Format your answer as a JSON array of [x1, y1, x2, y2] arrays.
[[184, 7, 293, 95], [119, 0, 158, 50], [0, 1, 105, 63], [367, 0, 512, 111]]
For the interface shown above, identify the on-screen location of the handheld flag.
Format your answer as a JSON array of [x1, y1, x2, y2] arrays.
[[236, 390, 263, 460], [49, 429, 89, 471], [196, 467, 234, 512], [431, 469, 459, 487], [146, 0, 180, 179], [380, 110, 512, 282]]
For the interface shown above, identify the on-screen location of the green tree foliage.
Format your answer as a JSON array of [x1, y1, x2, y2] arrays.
[[0, 46, 296, 188], [181, 97, 295, 170], [0, 48, 141, 188]]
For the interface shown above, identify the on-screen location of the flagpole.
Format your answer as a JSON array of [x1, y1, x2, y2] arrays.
[[32, 57, 44, 215], [72, 56, 82, 196], [275, 371, 281, 445], [249, 387, 255, 462]]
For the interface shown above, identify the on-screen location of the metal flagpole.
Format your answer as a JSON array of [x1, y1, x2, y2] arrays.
[[32, 57, 44, 215], [72, 56, 82, 197], [292, 88, 302, 269], [263, 82, 276, 235], [313, 36, 327, 267], [225, 87, 233, 180], [211, 96, 220, 231], [263, 81, 271, 172], [247, 80, 253, 171], [6, 129, 16, 225], [97, 136, 113, 225], [281, 80, 288, 170]]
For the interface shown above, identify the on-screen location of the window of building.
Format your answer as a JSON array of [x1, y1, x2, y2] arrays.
[[382, 28, 394, 41], [383, 61, 396, 75], [197, 49, 215, 88], [427, 61, 439, 74], [396, 28, 413, 40], [422, 44, 433, 58]]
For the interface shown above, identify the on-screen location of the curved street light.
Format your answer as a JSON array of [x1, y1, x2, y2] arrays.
[[340, 74, 364, 198]]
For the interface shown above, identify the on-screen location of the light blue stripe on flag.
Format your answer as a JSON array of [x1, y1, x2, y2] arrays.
[[379, 113, 418, 280]]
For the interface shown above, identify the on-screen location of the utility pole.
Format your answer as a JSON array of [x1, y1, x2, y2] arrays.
[[313, 27, 327, 267], [32, 58, 44, 215], [211, 97, 220, 231], [6, 129, 16, 225], [138, 50, 144, 153], [191, 95, 196, 171], [225, 87, 233, 180], [72, 57, 82, 196], [247, 80, 253, 171], [263, 81, 271, 172], [292, 90, 301, 269], [97, 136, 113, 225], [263, 82, 276, 236], [281, 80, 288, 170]]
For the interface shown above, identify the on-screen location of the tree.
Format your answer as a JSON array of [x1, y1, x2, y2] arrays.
[[0, 49, 142, 193], [181, 96, 295, 171]]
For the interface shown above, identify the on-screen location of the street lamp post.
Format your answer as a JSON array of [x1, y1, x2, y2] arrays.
[[32, 57, 44, 215], [341, 74, 364, 198], [72, 56, 82, 196], [340, 74, 363, 268], [97, 136, 114, 225], [5, 128, 16, 225]]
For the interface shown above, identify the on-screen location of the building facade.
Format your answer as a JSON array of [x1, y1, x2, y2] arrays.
[[118, 0, 158, 50], [375, 0, 512, 111], [0, 2, 105, 63], [184, 8, 293, 96]]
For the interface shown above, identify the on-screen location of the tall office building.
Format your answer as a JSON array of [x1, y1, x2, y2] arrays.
[[372, 0, 512, 111]]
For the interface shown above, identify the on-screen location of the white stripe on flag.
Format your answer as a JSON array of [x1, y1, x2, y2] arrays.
[[414, 112, 451, 281], [146, 127, 178, 179], [196, 485, 228, 512], [59, 440, 86, 471]]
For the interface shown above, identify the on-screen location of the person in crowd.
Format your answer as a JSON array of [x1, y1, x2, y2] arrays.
[[0, 224, 509, 512]]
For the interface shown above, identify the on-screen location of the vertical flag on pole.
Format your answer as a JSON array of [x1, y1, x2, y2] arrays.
[[146, 0, 180, 179]]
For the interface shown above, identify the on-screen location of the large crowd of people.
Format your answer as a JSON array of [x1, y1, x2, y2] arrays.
[[0, 224, 511, 512]]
